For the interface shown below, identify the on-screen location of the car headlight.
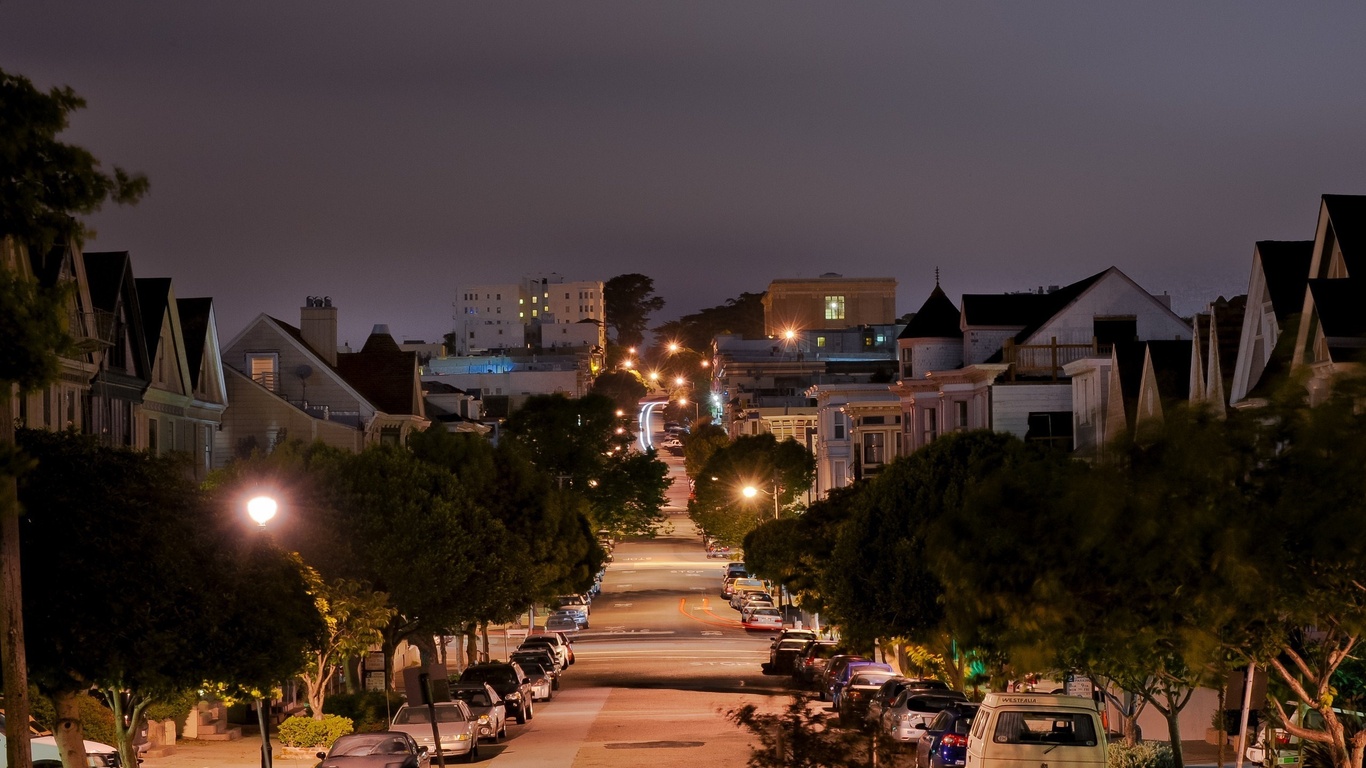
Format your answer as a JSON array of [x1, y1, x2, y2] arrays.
[[455, 733, 470, 741], [478, 715, 490, 723], [505, 691, 521, 701]]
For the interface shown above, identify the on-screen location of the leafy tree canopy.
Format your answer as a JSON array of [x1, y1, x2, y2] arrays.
[[603, 273, 665, 349], [689, 434, 814, 548], [0, 68, 148, 253]]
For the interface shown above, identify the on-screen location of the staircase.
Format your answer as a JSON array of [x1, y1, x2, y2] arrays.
[[185, 704, 241, 741]]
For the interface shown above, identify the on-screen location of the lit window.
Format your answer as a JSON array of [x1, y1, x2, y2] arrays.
[[825, 296, 846, 321], [532, 296, 538, 304], [532, 309, 538, 317], [519, 312, 524, 318], [816, 336, 826, 347]]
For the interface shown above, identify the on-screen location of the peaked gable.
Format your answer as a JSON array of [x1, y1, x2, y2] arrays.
[[899, 284, 963, 339]]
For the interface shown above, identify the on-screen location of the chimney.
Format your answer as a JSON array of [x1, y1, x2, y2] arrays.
[[301, 296, 339, 366]]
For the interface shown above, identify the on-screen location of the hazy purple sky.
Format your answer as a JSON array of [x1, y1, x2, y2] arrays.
[[5, 3, 1366, 347]]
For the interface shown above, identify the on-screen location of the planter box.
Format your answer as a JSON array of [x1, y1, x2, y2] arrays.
[[1207, 728, 1227, 746]]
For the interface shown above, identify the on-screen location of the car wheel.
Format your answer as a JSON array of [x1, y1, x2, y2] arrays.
[[528, 701, 535, 719], [552, 677, 561, 691], [463, 741, 478, 763], [514, 704, 527, 724]]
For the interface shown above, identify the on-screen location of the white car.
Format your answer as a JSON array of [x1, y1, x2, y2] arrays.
[[742, 606, 784, 631], [389, 702, 479, 763]]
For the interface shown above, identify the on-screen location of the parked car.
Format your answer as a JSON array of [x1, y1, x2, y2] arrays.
[[554, 594, 591, 616], [882, 690, 969, 749], [314, 731, 430, 768], [731, 590, 773, 610], [830, 661, 895, 710], [865, 677, 949, 730], [521, 633, 573, 666], [916, 702, 979, 768], [449, 681, 507, 742], [458, 662, 534, 723], [724, 562, 749, 579], [528, 630, 575, 665], [795, 641, 840, 685], [545, 613, 581, 633], [513, 658, 556, 701], [515, 641, 565, 672], [840, 669, 903, 728], [769, 637, 814, 675], [389, 702, 479, 763], [965, 693, 1105, 768], [548, 607, 588, 629], [816, 653, 865, 698], [725, 577, 765, 600], [742, 606, 784, 631]]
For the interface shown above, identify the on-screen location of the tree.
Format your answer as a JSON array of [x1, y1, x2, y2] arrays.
[[16, 430, 323, 768], [505, 393, 670, 537], [688, 434, 814, 548], [652, 291, 765, 352], [1, 67, 148, 768], [299, 573, 393, 719], [588, 369, 647, 415], [311, 445, 506, 670], [603, 273, 665, 349], [681, 418, 729, 481]]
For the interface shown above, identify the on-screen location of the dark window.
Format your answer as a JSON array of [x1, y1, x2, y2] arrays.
[[1094, 316, 1137, 346], [1025, 412, 1073, 450]]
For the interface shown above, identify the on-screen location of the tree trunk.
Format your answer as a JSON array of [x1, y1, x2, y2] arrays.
[[1, 389, 32, 768], [465, 625, 478, 668], [410, 633, 438, 667], [1167, 709, 1185, 768], [1217, 684, 1227, 768], [480, 622, 490, 662], [105, 689, 148, 768], [52, 689, 89, 768], [343, 654, 360, 693]]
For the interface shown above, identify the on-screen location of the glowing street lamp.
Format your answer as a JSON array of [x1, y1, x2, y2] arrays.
[[244, 493, 279, 768], [675, 376, 685, 386], [668, 342, 681, 354], [247, 496, 278, 527]]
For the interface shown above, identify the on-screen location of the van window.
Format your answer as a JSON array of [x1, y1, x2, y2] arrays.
[[992, 712, 1098, 746], [972, 710, 989, 740]]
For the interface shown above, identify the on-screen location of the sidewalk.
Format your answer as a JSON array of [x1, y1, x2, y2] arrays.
[[144, 736, 319, 768]]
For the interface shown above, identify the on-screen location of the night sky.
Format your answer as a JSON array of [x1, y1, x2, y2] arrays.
[[5, 3, 1366, 348]]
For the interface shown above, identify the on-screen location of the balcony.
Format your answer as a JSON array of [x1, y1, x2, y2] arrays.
[[1001, 338, 1109, 381]]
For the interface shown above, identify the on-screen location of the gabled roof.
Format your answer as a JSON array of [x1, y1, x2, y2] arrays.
[[898, 284, 962, 340], [136, 277, 173, 364], [1323, 195, 1366, 277], [1254, 240, 1313, 322], [1212, 295, 1247, 398], [177, 297, 214, 390], [336, 336, 423, 417], [1146, 339, 1193, 402], [1307, 277, 1366, 360], [962, 268, 1111, 340], [83, 251, 151, 379]]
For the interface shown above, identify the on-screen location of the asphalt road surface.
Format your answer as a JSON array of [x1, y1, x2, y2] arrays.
[[477, 410, 789, 767]]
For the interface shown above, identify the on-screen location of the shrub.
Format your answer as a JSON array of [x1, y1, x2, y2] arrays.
[[145, 690, 199, 736], [1108, 741, 1174, 768], [322, 692, 405, 733], [277, 714, 353, 748]]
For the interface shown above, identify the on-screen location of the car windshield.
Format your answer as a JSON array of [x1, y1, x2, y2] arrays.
[[512, 659, 548, 673], [751, 608, 780, 617], [394, 705, 466, 724], [853, 673, 897, 687], [452, 690, 493, 708], [460, 667, 514, 685], [778, 640, 810, 651], [907, 695, 968, 713], [330, 735, 404, 756]]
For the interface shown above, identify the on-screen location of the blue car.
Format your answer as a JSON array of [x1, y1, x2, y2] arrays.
[[916, 702, 980, 768]]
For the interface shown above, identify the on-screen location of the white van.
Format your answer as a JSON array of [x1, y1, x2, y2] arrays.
[[966, 693, 1107, 768]]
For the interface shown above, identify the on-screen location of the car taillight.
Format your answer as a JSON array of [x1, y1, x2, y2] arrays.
[[942, 734, 968, 749], [1276, 733, 1290, 746]]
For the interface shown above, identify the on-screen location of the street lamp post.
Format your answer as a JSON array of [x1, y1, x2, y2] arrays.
[[245, 495, 278, 768]]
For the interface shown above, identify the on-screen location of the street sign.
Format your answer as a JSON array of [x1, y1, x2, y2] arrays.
[[1065, 673, 1092, 698]]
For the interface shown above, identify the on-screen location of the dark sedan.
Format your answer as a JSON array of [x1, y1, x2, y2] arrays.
[[916, 703, 980, 768], [315, 732, 429, 768]]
